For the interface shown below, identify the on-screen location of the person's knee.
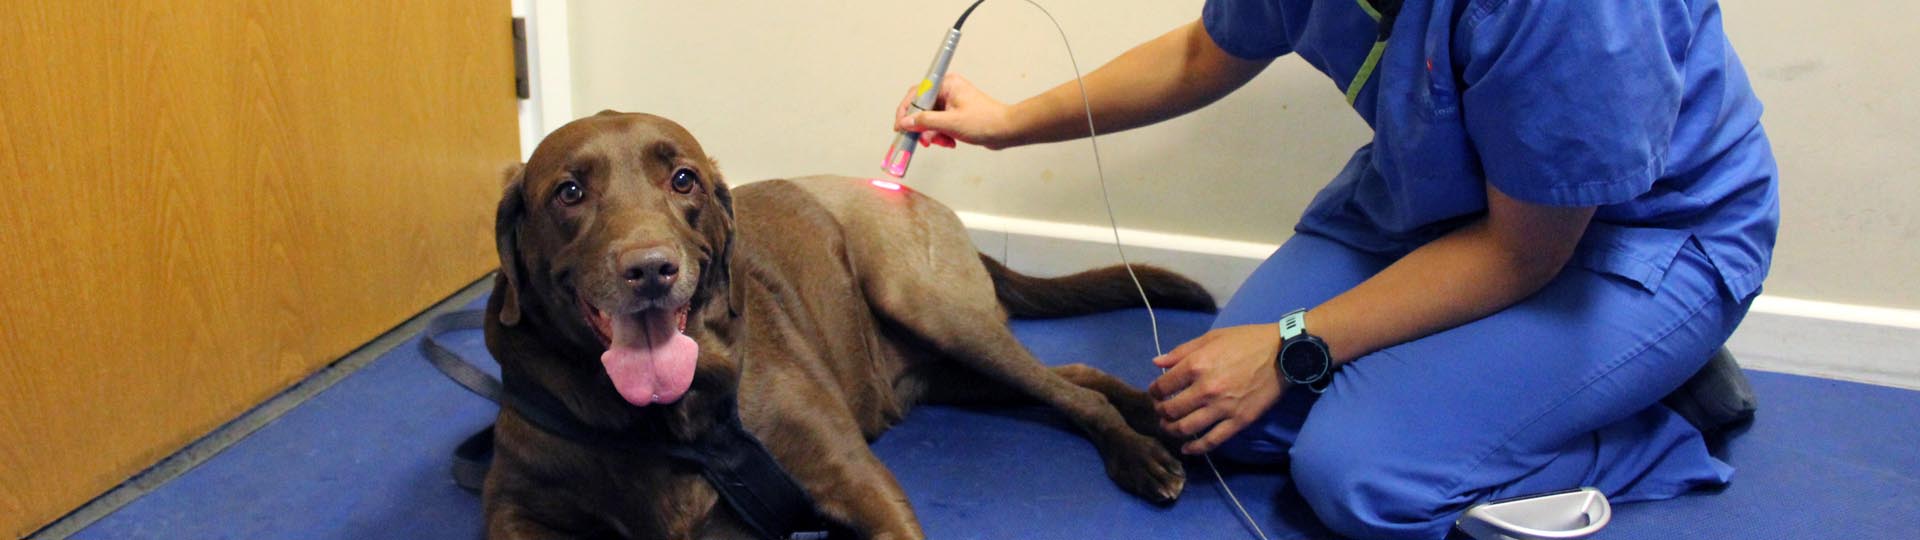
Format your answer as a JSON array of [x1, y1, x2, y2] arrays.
[[1291, 433, 1455, 539], [1213, 431, 1284, 464], [1213, 389, 1318, 464]]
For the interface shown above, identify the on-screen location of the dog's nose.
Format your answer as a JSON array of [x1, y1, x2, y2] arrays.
[[619, 247, 679, 298]]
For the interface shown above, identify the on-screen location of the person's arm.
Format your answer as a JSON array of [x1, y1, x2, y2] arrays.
[[1148, 184, 1595, 454], [895, 19, 1271, 150], [1308, 184, 1595, 365]]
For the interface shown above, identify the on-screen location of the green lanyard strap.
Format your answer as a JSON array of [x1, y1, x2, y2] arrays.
[[1345, 0, 1402, 105]]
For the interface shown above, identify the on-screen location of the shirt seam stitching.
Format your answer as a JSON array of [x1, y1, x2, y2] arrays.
[[1463, 0, 1512, 32]]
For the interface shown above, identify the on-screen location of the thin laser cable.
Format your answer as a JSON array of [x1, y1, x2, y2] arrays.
[[1017, 2, 1270, 539]]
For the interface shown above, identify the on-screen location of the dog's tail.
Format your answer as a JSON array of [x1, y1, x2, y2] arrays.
[[978, 253, 1218, 319]]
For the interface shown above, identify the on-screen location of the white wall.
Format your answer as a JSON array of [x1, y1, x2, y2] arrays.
[[515, 0, 575, 160], [566, 0, 1920, 311], [1725, 0, 1920, 310]]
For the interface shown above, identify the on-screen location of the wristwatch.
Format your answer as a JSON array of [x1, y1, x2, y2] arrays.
[[1276, 309, 1336, 393]]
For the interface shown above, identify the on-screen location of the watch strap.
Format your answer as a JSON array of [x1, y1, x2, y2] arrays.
[[1307, 374, 1334, 394], [1278, 309, 1308, 341]]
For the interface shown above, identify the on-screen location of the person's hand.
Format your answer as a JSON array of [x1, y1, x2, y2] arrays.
[[892, 73, 1021, 150], [1148, 323, 1286, 455]]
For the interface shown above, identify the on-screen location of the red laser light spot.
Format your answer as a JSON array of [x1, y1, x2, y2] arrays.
[[869, 179, 903, 191]]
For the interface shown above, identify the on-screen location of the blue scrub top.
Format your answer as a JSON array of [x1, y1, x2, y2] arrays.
[[1204, 0, 1779, 299]]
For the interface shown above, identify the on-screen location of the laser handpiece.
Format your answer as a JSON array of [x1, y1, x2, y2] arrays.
[[882, 0, 986, 179]]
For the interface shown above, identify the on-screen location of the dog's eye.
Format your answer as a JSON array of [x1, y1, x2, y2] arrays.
[[554, 180, 585, 206], [670, 168, 698, 194]]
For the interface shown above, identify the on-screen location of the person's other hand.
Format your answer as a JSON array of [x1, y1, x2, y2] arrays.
[[1148, 323, 1286, 455], [892, 73, 1020, 150]]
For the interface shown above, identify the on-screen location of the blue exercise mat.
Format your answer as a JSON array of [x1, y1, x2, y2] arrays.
[[76, 297, 1920, 539]]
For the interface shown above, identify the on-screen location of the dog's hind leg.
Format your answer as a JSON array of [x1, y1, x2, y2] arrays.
[[909, 362, 1176, 448], [792, 177, 1184, 502], [1051, 364, 1178, 447], [866, 276, 1186, 502]]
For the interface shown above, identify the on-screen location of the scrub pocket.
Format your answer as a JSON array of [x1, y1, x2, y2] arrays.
[[1571, 223, 1695, 294], [1361, 27, 1482, 235]]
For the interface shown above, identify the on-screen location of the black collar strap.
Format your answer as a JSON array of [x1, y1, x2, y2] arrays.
[[422, 309, 840, 540]]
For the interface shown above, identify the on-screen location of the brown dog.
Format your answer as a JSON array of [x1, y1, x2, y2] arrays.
[[482, 111, 1217, 539]]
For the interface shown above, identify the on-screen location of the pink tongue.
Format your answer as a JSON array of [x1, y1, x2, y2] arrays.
[[600, 309, 698, 406]]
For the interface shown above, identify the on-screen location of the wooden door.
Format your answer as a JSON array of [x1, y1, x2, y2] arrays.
[[0, 2, 519, 535]]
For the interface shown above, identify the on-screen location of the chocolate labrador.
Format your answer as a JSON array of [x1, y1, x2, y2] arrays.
[[482, 111, 1217, 539]]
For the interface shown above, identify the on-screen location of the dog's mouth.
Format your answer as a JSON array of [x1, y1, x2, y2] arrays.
[[579, 295, 698, 407]]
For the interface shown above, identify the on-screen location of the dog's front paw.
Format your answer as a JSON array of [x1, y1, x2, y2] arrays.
[[1102, 431, 1187, 504]]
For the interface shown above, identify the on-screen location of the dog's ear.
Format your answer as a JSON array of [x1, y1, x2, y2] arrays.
[[712, 174, 734, 220], [704, 171, 741, 318], [494, 164, 528, 326]]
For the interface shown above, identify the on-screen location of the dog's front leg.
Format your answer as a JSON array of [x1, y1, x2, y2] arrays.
[[486, 497, 589, 540], [817, 449, 923, 540], [759, 409, 923, 540]]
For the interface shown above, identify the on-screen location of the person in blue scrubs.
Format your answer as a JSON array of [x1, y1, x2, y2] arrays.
[[894, 0, 1778, 538]]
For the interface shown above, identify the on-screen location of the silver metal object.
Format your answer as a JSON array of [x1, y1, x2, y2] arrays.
[[1456, 487, 1612, 540]]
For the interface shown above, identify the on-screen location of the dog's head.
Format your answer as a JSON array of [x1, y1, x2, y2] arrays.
[[492, 111, 737, 408]]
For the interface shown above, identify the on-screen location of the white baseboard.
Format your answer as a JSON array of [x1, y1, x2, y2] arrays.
[[957, 211, 1920, 391]]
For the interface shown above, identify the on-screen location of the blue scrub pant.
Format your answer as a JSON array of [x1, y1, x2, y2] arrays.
[[1212, 232, 1750, 539]]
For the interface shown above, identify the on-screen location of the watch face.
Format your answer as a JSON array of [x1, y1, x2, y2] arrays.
[[1281, 340, 1328, 383]]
